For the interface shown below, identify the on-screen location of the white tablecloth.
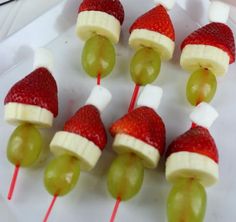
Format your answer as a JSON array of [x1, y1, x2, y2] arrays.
[[0, 0, 62, 40]]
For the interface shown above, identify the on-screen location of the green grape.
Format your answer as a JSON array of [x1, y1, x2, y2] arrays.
[[130, 47, 161, 85], [186, 68, 217, 106], [7, 124, 42, 167], [82, 35, 116, 78], [167, 178, 207, 222], [107, 153, 144, 201], [44, 155, 80, 196]]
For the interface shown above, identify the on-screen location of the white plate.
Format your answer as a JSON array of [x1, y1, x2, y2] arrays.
[[0, 1, 236, 222]]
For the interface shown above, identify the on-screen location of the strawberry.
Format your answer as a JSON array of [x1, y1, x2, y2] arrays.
[[166, 126, 219, 163], [4, 68, 58, 117], [181, 22, 235, 64], [129, 5, 175, 41], [64, 105, 107, 150], [110, 106, 166, 155], [79, 0, 125, 25]]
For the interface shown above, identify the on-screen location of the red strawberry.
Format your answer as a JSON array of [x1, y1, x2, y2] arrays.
[[181, 22, 235, 64], [110, 106, 166, 155], [64, 105, 107, 150], [4, 68, 58, 117], [129, 5, 175, 41], [166, 126, 219, 163], [79, 0, 125, 25]]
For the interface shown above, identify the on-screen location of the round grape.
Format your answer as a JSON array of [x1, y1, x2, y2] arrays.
[[130, 47, 161, 85], [167, 178, 207, 222], [44, 155, 80, 196], [186, 68, 217, 106], [107, 153, 144, 201], [7, 124, 42, 167], [82, 35, 116, 78]]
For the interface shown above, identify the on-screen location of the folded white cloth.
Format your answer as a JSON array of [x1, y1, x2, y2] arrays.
[[0, 0, 62, 40]]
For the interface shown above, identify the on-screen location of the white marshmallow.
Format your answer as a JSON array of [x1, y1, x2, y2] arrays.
[[33, 48, 54, 73], [190, 102, 219, 129], [209, 1, 230, 24], [85, 85, 112, 112], [137, 84, 163, 111], [154, 0, 175, 10]]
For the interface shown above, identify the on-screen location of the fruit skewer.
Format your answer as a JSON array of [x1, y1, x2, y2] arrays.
[[165, 2, 235, 222], [42, 0, 125, 220], [3, 49, 59, 200], [105, 1, 176, 221]]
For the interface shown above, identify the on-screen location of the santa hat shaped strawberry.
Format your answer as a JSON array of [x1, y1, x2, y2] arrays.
[[50, 86, 111, 171], [4, 48, 58, 128], [76, 0, 125, 44], [166, 102, 219, 187], [129, 0, 176, 60], [110, 85, 165, 169], [180, 1, 235, 76]]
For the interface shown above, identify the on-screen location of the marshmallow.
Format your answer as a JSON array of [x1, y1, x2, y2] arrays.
[[209, 1, 230, 24], [137, 84, 163, 111], [190, 102, 219, 129], [85, 85, 112, 112], [154, 0, 175, 10], [33, 48, 54, 74]]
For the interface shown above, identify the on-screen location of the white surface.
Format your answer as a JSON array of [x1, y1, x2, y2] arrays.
[[137, 84, 163, 111], [85, 85, 112, 113], [0, 0, 62, 40], [190, 102, 219, 129], [0, 1, 236, 222], [209, 1, 230, 23]]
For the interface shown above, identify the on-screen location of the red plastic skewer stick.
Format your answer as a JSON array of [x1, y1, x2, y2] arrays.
[[43, 195, 58, 222], [128, 84, 140, 113], [97, 73, 101, 85], [110, 197, 121, 222], [8, 165, 20, 200]]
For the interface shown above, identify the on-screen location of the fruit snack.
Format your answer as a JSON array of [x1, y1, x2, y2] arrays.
[[165, 2, 235, 222]]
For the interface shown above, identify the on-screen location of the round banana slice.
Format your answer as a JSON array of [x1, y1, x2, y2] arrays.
[[129, 29, 175, 60], [113, 133, 160, 169], [4, 102, 53, 128], [180, 44, 230, 76], [50, 131, 102, 171], [166, 151, 219, 187], [76, 10, 121, 44]]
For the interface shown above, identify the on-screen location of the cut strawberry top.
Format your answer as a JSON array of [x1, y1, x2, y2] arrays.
[[129, 5, 175, 41], [181, 22, 235, 64], [79, 0, 125, 25], [110, 106, 166, 155], [4, 68, 58, 117], [64, 105, 107, 150], [166, 126, 219, 163]]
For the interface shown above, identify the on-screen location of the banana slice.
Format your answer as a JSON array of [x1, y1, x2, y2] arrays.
[[166, 151, 219, 187], [50, 131, 102, 171], [180, 44, 230, 76], [113, 133, 160, 169], [4, 102, 53, 128], [76, 10, 121, 44], [129, 29, 175, 60]]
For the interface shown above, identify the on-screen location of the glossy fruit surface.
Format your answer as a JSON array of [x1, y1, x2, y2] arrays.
[[7, 124, 42, 167], [82, 35, 115, 78], [167, 178, 207, 222], [186, 69, 217, 106], [44, 155, 80, 196], [130, 47, 161, 85], [107, 153, 144, 201]]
